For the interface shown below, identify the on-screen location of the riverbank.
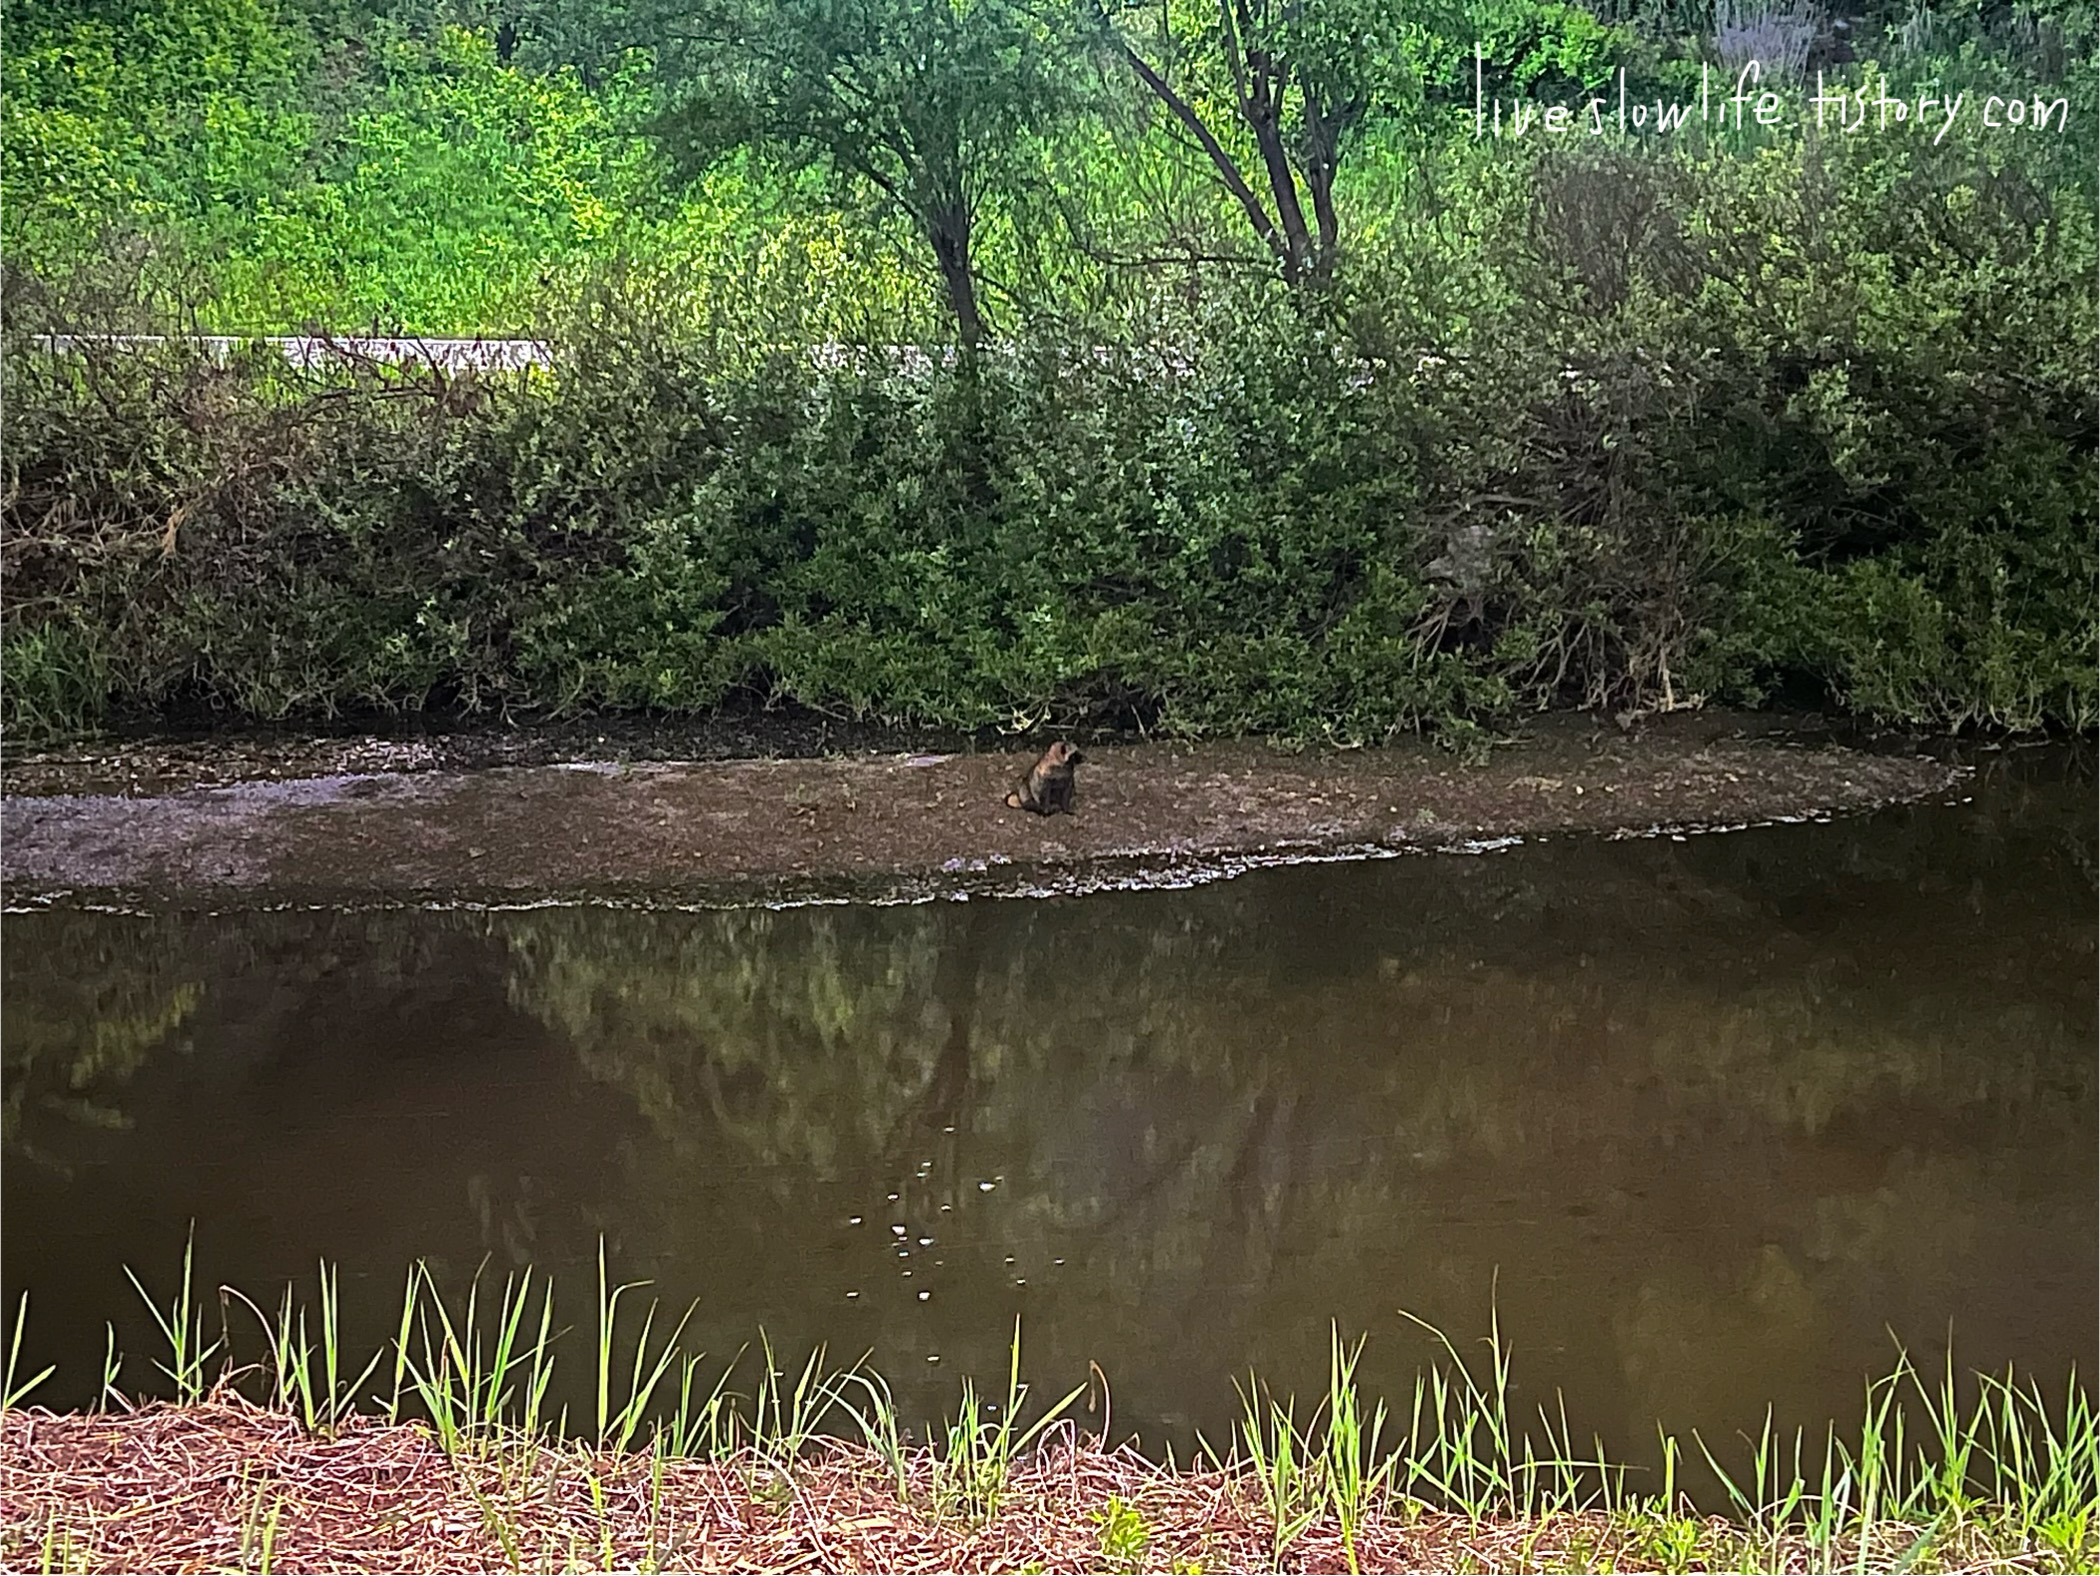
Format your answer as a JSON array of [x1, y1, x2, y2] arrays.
[[0, 1396, 2073, 1576], [0, 711, 1970, 907], [5, 1237, 2092, 1574]]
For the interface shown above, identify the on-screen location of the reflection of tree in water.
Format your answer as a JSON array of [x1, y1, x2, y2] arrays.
[[507, 907, 952, 1176], [500, 899, 1294, 1206], [500, 781, 2093, 1424], [10, 768, 2080, 1434], [1, 914, 202, 1167], [499, 897, 1313, 1372]]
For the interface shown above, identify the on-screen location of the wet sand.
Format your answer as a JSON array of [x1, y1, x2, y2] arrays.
[[0, 711, 1968, 907]]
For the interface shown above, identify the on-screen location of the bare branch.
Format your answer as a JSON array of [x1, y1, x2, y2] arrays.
[[1101, 28, 1288, 269]]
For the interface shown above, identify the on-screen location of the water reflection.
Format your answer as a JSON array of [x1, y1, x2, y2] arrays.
[[3, 747, 2092, 1466], [2, 912, 202, 1169]]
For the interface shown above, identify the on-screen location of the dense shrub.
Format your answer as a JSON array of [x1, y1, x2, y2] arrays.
[[5, 122, 2093, 744], [2, 0, 2091, 743]]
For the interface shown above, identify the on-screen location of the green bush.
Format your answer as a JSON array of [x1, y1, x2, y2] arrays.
[[1, 0, 2091, 744], [4, 184, 2091, 744]]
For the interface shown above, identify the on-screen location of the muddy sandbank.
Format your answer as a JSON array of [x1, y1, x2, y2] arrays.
[[0, 711, 1968, 908]]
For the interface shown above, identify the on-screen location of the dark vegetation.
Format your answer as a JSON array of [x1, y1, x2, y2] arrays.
[[2, 0, 2093, 744]]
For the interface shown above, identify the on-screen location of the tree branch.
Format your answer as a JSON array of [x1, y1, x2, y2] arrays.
[[1097, 20, 1289, 270]]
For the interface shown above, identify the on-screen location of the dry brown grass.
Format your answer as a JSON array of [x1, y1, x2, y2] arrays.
[[0, 1396, 2060, 1575]]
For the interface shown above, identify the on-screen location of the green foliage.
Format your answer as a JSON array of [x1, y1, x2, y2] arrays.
[[1, 0, 315, 279], [6, 133, 2093, 741], [239, 25, 665, 329], [1094, 1495, 1153, 1571], [1408, 0, 1658, 107], [1, 0, 2091, 740], [1089, 0, 1461, 283], [2, 0, 667, 331], [649, 0, 1076, 345], [0, 621, 115, 739]]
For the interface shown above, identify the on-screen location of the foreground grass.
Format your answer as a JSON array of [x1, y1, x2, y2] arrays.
[[9, 1397, 2086, 1576], [0, 1248, 2094, 1573]]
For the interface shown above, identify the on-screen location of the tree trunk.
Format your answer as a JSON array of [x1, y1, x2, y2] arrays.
[[1305, 151, 1340, 282], [1300, 89, 1345, 283], [929, 210, 986, 350], [1238, 48, 1314, 282]]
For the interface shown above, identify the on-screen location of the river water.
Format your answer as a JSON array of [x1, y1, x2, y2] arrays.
[[4, 745, 2092, 1480]]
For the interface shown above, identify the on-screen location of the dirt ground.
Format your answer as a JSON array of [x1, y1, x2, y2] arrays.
[[0, 710, 1968, 907], [0, 1399, 2021, 1576]]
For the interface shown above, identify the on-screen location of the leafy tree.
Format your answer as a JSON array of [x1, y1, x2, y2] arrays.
[[1084, 0, 1433, 284], [650, 0, 1073, 346]]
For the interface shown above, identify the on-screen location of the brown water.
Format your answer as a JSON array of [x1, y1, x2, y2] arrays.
[[4, 745, 2093, 1481]]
